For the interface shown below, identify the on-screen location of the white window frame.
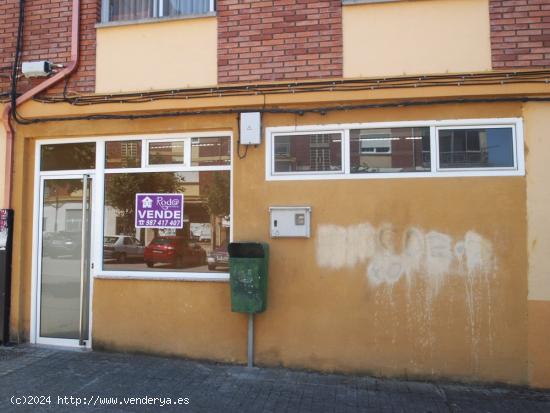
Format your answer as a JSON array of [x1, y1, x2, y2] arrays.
[[265, 118, 525, 181], [32, 131, 233, 284], [270, 130, 346, 177]]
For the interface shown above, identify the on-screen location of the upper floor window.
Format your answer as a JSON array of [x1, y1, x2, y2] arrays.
[[266, 118, 524, 181], [102, 0, 215, 23]]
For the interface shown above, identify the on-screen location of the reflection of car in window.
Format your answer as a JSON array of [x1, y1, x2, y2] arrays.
[[144, 237, 206, 269], [207, 242, 229, 271], [103, 235, 145, 263], [43, 231, 81, 258]]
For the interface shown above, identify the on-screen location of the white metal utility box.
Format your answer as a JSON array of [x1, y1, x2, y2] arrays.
[[269, 207, 311, 238], [239, 112, 261, 145]]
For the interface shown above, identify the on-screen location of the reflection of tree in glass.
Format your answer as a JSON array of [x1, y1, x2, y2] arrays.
[[41, 143, 96, 171], [104, 173, 185, 235], [44, 180, 85, 232], [203, 172, 230, 248], [204, 172, 230, 217]]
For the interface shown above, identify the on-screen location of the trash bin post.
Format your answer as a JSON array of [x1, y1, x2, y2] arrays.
[[247, 313, 254, 368], [228, 242, 269, 368]]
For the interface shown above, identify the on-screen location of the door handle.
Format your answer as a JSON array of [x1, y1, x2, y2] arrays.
[[79, 175, 91, 346]]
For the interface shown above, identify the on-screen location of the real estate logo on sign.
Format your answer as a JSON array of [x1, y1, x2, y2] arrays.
[[135, 193, 184, 229]]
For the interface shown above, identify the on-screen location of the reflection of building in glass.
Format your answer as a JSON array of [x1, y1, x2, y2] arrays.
[[105, 141, 141, 168], [121, 142, 139, 162], [191, 137, 231, 166], [274, 133, 342, 172], [438, 128, 515, 169], [350, 128, 430, 173], [149, 141, 185, 165], [439, 129, 487, 168], [42, 181, 84, 234]]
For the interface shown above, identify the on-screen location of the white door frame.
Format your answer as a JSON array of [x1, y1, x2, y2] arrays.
[[31, 173, 95, 349]]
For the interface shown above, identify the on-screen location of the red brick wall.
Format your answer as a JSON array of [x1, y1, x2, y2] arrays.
[[217, 0, 343, 83], [490, 0, 550, 69], [0, 0, 19, 96], [0, 0, 99, 97]]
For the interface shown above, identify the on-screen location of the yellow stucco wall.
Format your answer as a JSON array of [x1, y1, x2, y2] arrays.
[[343, 0, 492, 78], [95, 17, 217, 93], [9, 100, 537, 386], [92, 280, 247, 361], [524, 102, 550, 388], [525, 102, 550, 302]]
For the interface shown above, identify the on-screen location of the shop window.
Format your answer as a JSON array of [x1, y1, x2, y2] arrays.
[[272, 132, 343, 174], [266, 119, 523, 180], [437, 127, 515, 170], [103, 170, 230, 274], [40, 143, 96, 171], [102, 0, 214, 23], [350, 127, 431, 174], [36, 133, 232, 282]]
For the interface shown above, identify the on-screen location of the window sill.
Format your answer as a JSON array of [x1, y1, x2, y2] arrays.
[[342, 0, 402, 5], [95, 12, 216, 29], [266, 170, 524, 181], [94, 271, 229, 282]]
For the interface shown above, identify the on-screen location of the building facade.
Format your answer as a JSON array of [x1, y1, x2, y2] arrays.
[[1, 0, 550, 388]]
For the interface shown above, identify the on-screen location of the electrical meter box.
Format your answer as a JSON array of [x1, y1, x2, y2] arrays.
[[240, 112, 261, 145], [229, 242, 269, 313], [269, 207, 311, 238]]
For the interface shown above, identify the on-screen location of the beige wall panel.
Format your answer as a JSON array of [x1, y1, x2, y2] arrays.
[[11, 102, 529, 385], [524, 102, 550, 301], [96, 18, 217, 93], [343, 0, 492, 78]]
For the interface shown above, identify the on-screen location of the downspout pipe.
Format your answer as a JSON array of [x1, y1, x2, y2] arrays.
[[2, 0, 80, 209]]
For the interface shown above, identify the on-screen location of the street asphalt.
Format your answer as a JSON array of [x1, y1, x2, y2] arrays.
[[1, 345, 549, 412]]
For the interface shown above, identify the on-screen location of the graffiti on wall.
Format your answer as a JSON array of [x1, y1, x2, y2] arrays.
[[316, 223, 495, 288]]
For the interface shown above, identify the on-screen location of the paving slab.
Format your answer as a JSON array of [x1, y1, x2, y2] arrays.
[[0, 345, 549, 412]]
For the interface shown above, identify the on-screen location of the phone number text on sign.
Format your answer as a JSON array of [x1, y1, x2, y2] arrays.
[[135, 194, 184, 229]]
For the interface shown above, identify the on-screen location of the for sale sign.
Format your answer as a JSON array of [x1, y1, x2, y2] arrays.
[[135, 193, 184, 229]]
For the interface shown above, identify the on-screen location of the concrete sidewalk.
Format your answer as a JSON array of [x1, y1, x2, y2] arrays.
[[1, 345, 549, 413]]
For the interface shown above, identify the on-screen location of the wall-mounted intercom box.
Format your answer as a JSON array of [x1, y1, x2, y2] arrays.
[[269, 207, 311, 238]]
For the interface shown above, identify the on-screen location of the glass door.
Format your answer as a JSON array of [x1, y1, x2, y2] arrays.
[[37, 175, 93, 347]]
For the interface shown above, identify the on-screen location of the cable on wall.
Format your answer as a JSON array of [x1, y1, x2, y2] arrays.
[[10, 96, 550, 125], [10, 0, 26, 122], [2, 70, 550, 108]]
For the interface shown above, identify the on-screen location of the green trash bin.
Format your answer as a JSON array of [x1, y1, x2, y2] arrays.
[[228, 242, 269, 313]]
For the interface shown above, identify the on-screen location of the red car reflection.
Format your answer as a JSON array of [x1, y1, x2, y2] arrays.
[[144, 237, 206, 269]]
